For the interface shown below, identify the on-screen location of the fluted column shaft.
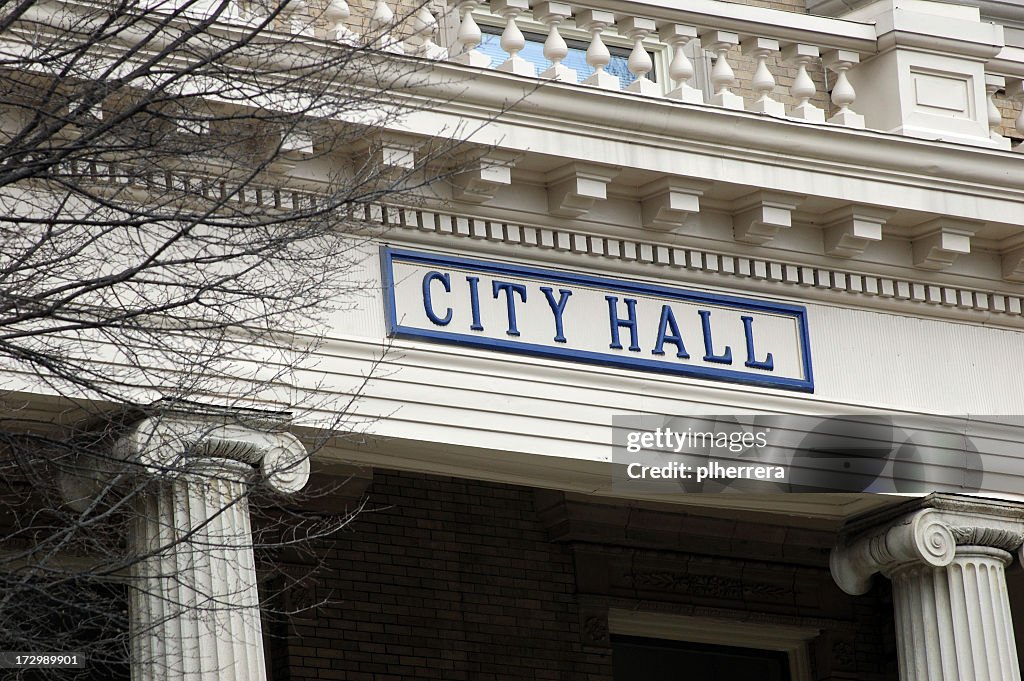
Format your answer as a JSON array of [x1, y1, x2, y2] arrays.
[[831, 496, 1024, 681], [130, 461, 265, 681], [116, 416, 311, 681], [890, 548, 1019, 681]]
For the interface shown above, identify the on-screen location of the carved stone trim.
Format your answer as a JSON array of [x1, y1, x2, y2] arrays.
[[626, 570, 788, 600], [830, 499, 1024, 596], [376, 203, 1024, 323], [950, 525, 1024, 550], [113, 415, 311, 494]]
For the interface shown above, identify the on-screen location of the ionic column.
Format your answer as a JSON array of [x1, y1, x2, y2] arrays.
[[831, 496, 1024, 681], [117, 416, 311, 681]]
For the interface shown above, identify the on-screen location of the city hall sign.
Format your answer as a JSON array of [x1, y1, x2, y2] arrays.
[[382, 248, 814, 392]]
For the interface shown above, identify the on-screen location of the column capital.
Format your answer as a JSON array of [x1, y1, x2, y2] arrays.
[[114, 413, 310, 494], [831, 494, 1024, 595]]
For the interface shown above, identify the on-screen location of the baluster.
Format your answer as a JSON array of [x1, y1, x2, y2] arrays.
[[288, 0, 314, 36], [324, 0, 358, 44], [985, 75, 1012, 149], [370, 0, 405, 54], [535, 2, 576, 82], [491, 0, 535, 76], [823, 50, 864, 128], [453, 0, 491, 67], [578, 10, 619, 90], [742, 37, 784, 116], [620, 18, 659, 96], [406, 6, 447, 59], [1009, 78, 1024, 151], [700, 30, 743, 109], [185, 0, 238, 21], [782, 43, 824, 122], [222, 0, 241, 23], [238, 0, 266, 26], [660, 24, 702, 104]]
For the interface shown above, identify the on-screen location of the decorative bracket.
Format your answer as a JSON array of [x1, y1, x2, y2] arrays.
[[354, 133, 419, 170], [640, 177, 709, 231], [822, 205, 894, 258], [911, 218, 979, 270], [270, 129, 315, 174], [732, 191, 804, 245], [1002, 245, 1024, 282], [546, 162, 619, 217], [452, 151, 517, 203]]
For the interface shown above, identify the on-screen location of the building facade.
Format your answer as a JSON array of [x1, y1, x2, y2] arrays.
[[5, 0, 1024, 679]]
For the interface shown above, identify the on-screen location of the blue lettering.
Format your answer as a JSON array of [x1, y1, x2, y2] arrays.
[[466, 276, 484, 331], [698, 309, 732, 364], [741, 316, 774, 371], [422, 271, 452, 326], [652, 305, 690, 359], [606, 296, 641, 352], [492, 281, 527, 336], [540, 287, 572, 343]]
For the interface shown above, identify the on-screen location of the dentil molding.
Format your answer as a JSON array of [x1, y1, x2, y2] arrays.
[[372, 203, 1024, 325]]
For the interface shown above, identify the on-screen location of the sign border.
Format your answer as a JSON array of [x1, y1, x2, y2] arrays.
[[381, 247, 814, 393]]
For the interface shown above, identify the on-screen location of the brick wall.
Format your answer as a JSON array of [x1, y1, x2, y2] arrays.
[[267, 469, 897, 681], [272, 470, 605, 681]]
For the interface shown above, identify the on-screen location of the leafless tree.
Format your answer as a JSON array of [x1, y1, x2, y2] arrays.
[[0, 0, 476, 677]]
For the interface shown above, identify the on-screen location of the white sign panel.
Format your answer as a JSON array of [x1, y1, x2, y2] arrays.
[[382, 248, 814, 392]]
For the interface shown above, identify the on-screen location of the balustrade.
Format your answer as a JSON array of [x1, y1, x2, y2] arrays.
[[152, 0, 1024, 149], [421, 0, 1024, 148], [434, 0, 876, 128]]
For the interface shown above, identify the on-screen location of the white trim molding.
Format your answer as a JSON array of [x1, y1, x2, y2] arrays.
[[375, 203, 1024, 328], [608, 609, 817, 681]]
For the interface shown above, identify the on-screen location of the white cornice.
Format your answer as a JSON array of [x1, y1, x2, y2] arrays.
[[390, 64, 1024, 227], [809, 0, 1024, 31]]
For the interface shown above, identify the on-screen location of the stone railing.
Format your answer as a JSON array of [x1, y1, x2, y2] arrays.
[[448, 0, 875, 126], [317, 0, 1024, 151], [51, 0, 1021, 149]]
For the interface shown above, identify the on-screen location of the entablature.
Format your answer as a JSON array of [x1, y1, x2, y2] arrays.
[[9, 0, 1024, 286]]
